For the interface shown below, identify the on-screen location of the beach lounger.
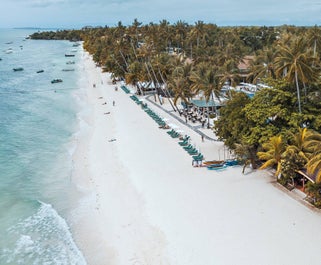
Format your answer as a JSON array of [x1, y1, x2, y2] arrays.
[[183, 144, 193, 151], [178, 140, 188, 146], [193, 154, 204, 161], [167, 129, 175, 135], [188, 149, 198, 155]]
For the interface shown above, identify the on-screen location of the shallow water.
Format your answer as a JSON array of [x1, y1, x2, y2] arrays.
[[0, 29, 86, 264]]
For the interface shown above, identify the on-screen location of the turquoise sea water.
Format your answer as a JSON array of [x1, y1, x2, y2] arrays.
[[0, 29, 86, 264]]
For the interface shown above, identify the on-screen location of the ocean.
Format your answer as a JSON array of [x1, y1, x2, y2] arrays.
[[0, 29, 87, 264]]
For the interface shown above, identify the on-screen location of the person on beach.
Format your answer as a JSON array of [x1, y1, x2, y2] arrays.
[[113, 100, 115, 106], [202, 135, 204, 142]]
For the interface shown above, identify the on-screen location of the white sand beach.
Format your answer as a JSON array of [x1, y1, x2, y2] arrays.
[[71, 51, 321, 265]]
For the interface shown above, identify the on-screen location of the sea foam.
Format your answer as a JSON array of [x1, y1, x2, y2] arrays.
[[1, 202, 87, 265]]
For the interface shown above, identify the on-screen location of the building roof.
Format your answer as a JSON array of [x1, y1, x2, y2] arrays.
[[238, 55, 254, 72]]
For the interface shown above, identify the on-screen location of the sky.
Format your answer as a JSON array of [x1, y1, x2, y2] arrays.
[[1, 0, 321, 28]]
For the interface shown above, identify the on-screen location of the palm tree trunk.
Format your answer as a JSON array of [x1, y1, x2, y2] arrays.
[[295, 70, 302, 113], [211, 91, 217, 116]]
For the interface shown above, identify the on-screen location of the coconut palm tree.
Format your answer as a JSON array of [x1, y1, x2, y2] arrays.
[[274, 37, 318, 113], [167, 63, 194, 106], [286, 127, 321, 162], [307, 25, 321, 59], [234, 142, 258, 173], [190, 64, 221, 111], [218, 59, 240, 89], [257, 135, 285, 178], [249, 47, 277, 83], [167, 76, 191, 106], [307, 148, 321, 183]]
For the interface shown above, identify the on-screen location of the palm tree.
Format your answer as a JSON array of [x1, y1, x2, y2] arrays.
[[286, 127, 321, 162], [307, 25, 321, 59], [249, 47, 277, 83], [234, 142, 258, 173], [257, 135, 285, 178], [218, 59, 240, 89], [307, 148, 321, 183], [190, 65, 221, 116], [167, 63, 194, 106], [274, 37, 318, 113]]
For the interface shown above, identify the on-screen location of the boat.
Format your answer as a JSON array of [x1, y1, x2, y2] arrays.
[[202, 160, 225, 166], [66, 61, 75, 64], [36, 70, 44, 73], [224, 159, 239, 166], [207, 164, 227, 170], [13, 67, 24, 71], [207, 162, 226, 168], [51, 79, 63, 84], [65, 54, 75, 57], [62, 68, 74, 71]]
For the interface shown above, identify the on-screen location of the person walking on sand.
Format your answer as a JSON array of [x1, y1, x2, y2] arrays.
[[113, 100, 115, 106], [201, 135, 204, 142]]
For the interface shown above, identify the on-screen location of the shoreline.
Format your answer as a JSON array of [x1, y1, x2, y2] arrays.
[[70, 52, 321, 265]]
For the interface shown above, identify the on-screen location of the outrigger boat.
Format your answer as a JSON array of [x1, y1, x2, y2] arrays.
[[13, 67, 24, 71], [202, 160, 225, 166], [51, 79, 63, 84]]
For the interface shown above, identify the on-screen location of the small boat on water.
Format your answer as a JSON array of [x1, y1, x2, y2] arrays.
[[37, 70, 44, 73], [13, 67, 24, 71], [66, 61, 75, 64], [51, 79, 63, 84], [65, 54, 75, 57], [62, 68, 74, 71]]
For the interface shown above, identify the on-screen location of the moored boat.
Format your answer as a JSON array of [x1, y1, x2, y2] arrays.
[[51, 79, 63, 84], [13, 67, 24, 71], [37, 70, 44, 73], [65, 54, 75, 57]]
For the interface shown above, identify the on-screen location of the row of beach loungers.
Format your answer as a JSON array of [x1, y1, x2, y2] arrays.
[[121, 85, 130, 94], [123, 85, 239, 169], [125, 87, 205, 164]]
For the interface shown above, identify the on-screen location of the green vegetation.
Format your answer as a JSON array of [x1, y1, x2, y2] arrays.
[[30, 22, 321, 205]]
